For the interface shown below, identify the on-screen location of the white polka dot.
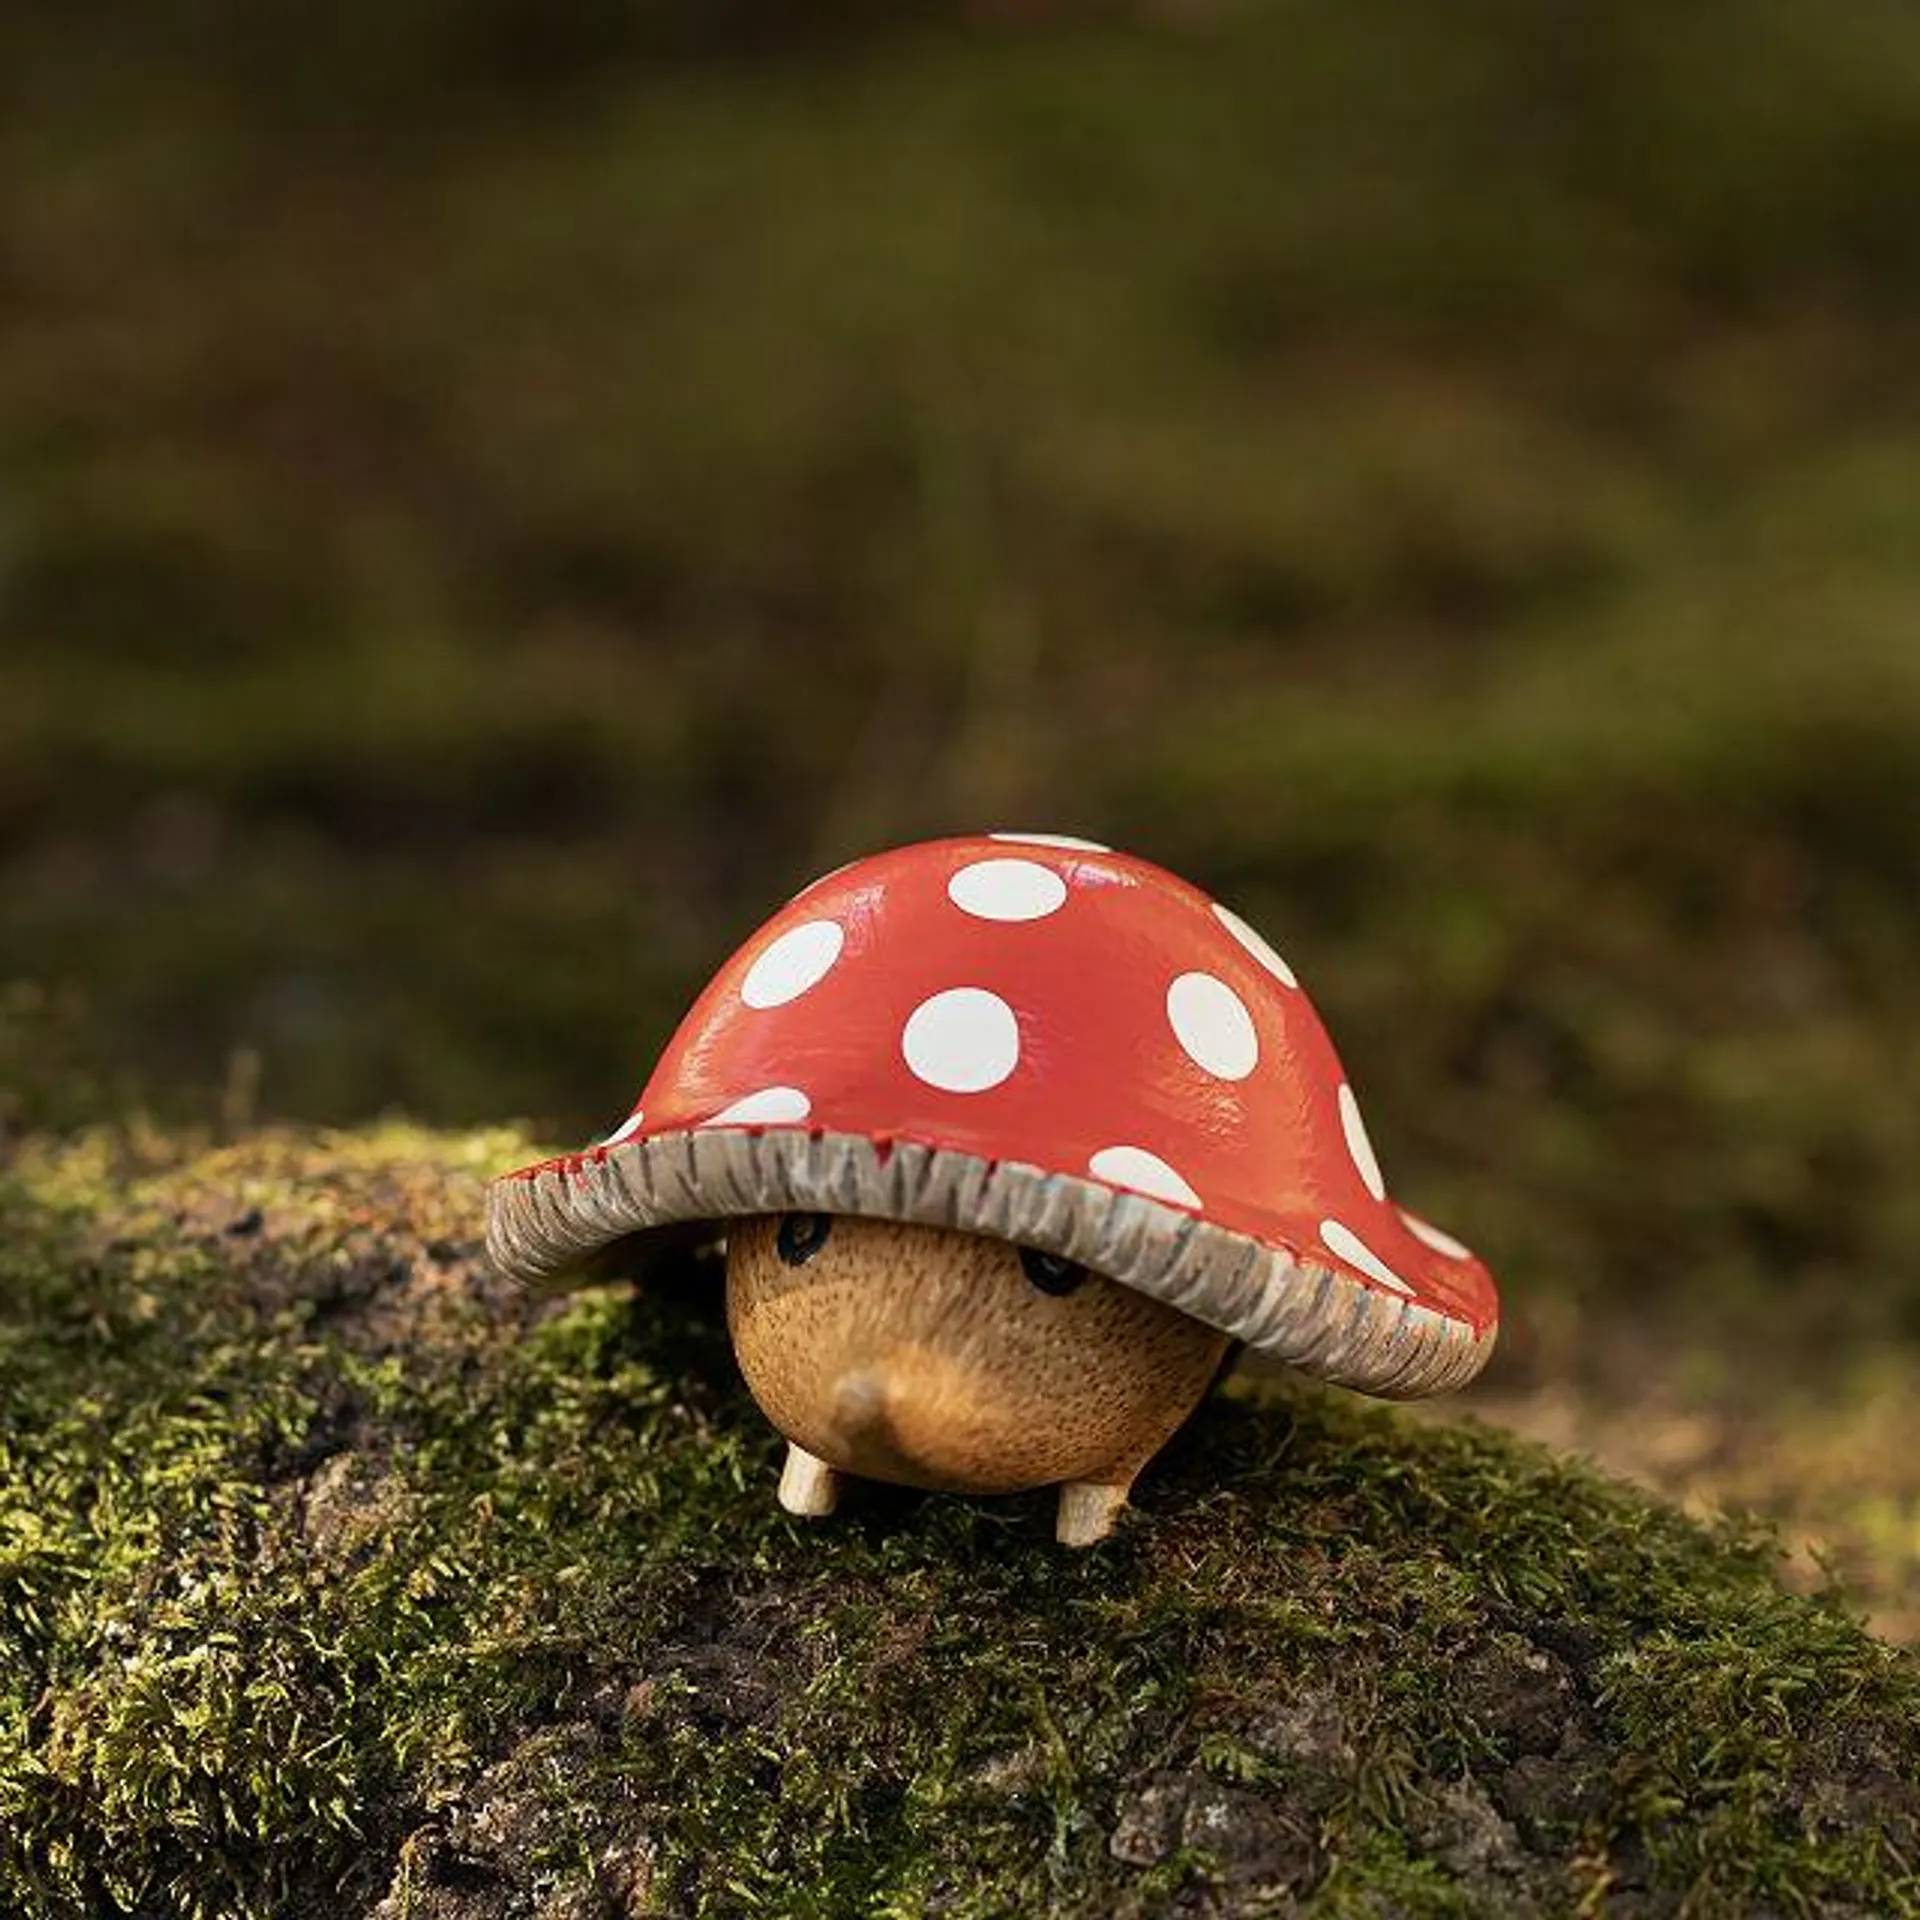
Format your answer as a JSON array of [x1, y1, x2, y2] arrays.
[[703, 1086, 812, 1127], [741, 920, 845, 1009], [988, 831, 1111, 852], [1338, 1083, 1387, 1202], [947, 857, 1068, 922], [1211, 902, 1298, 988], [902, 988, 1020, 1093], [1167, 972, 1259, 1080], [1399, 1207, 1474, 1261], [598, 1109, 645, 1147], [1320, 1218, 1412, 1295], [1088, 1145, 1202, 1209]]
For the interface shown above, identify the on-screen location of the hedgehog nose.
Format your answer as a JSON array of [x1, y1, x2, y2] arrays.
[[822, 1354, 981, 1487], [830, 1368, 890, 1444], [825, 1365, 931, 1480]]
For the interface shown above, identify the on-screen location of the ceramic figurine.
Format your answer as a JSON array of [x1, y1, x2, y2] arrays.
[[488, 833, 1499, 1543]]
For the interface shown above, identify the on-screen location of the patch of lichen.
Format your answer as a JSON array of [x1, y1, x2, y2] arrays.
[[3, 1131, 1916, 1919]]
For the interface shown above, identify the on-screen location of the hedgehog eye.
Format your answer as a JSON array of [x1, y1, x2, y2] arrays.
[[1019, 1246, 1087, 1297], [775, 1213, 833, 1267]]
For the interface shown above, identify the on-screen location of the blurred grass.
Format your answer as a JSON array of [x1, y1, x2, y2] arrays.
[[2, 0, 1918, 1586]]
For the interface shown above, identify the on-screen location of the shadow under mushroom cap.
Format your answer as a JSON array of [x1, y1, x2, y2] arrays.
[[487, 1128, 1492, 1400]]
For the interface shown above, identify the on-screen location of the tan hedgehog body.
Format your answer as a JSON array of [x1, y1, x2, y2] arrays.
[[726, 1213, 1232, 1542]]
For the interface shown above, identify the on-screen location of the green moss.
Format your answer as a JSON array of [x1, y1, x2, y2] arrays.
[[2, 1129, 1915, 1918]]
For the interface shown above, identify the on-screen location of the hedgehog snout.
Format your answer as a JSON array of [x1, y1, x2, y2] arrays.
[[828, 1368, 890, 1446]]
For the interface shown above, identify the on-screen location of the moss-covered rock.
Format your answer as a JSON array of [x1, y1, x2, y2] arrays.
[[2, 1127, 1915, 1919]]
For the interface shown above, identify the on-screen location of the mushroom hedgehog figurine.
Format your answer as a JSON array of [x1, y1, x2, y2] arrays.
[[488, 833, 1499, 1544]]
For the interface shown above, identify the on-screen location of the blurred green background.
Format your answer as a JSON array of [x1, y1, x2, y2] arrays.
[[2, 1, 1916, 1616]]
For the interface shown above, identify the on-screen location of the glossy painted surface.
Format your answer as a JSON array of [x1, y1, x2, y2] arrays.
[[521, 834, 1498, 1335]]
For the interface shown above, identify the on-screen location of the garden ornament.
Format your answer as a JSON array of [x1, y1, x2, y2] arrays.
[[487, 834, 1499, 1543]]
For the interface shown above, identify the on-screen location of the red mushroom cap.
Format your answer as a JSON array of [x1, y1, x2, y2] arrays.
[[488, 834, 1499, 1396]]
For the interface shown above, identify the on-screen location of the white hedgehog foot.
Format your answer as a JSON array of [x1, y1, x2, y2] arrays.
[[1055, 1479, 1130, 1546], [777, 1443, 842, 1518]]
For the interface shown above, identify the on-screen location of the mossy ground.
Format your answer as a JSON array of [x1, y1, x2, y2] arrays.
[[3, 1127, 1916, 1918]]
